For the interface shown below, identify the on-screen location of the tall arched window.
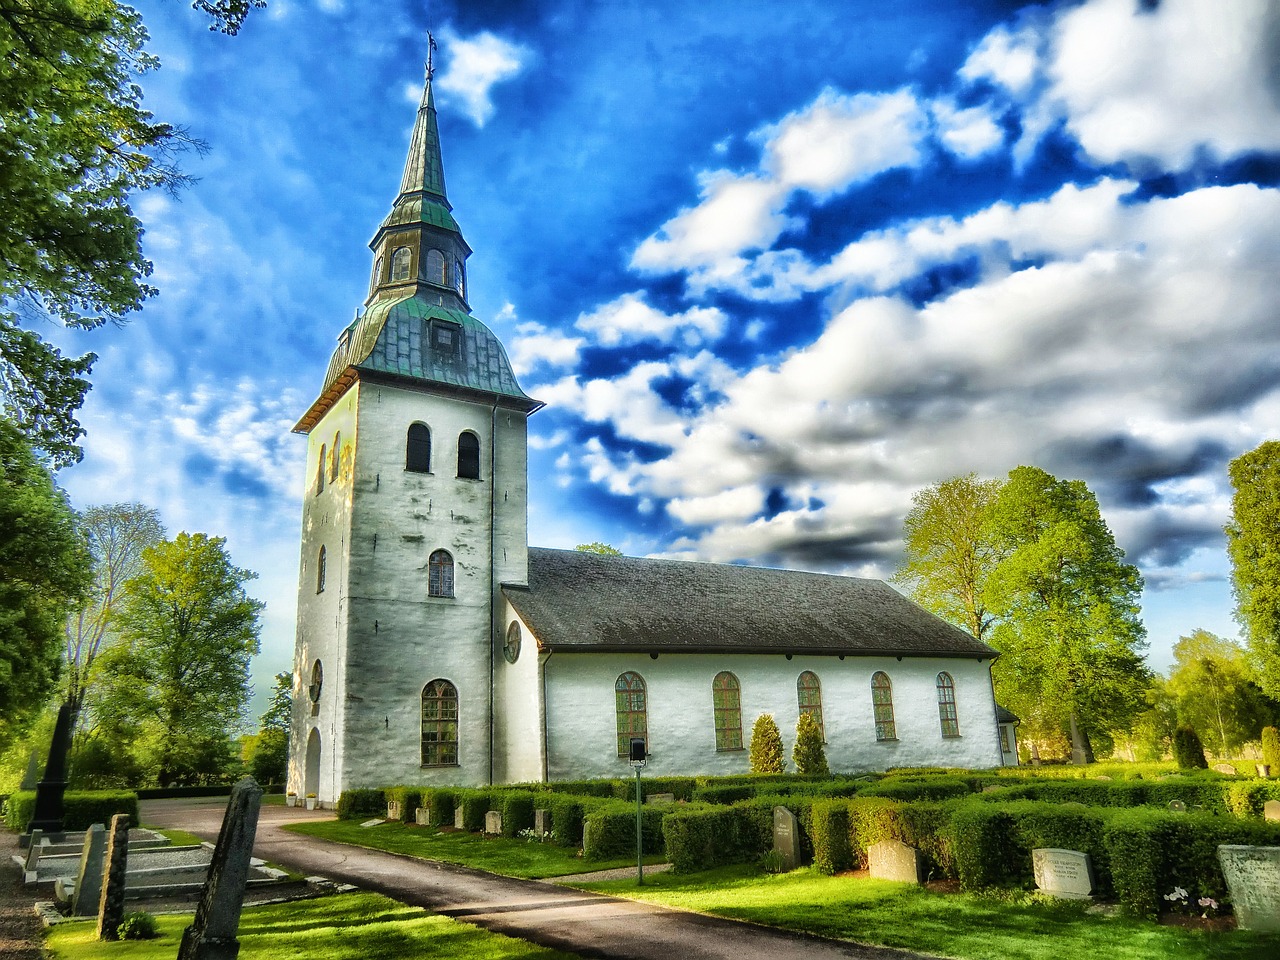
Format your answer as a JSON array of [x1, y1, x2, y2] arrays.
[[406, 423, 431, 473], [316, 545, 327, 593], [937, 672, 960, 737], [457, 431, 480, 480], [391, 246, 412, 281], [871, 672, 896, 741], [309, 660, 323, 716], [315, 444, 326, 495], [425, 248, 447, 285], [428, 549, 454, 598], [329, 431, 341, 482], [454, 259, 465, 297], [797, 671, 824, 739], [370, 254, 383, 293], [615, 672, 647, 757], [712, 672, 743, 751], [421, 679, 458, 766]]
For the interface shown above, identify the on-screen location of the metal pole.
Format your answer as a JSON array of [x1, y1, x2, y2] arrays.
[[635, 765, 643, 885]]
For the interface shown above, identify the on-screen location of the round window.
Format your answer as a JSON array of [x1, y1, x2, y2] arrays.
[[503, 622, 522, 664]]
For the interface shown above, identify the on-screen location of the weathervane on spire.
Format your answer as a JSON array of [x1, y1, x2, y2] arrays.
[[426, 31, 438, 81]]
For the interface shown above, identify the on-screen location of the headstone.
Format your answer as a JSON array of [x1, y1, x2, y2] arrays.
[[30, 701, 74, 833], [386, 800, 401, 821], [1218, 845, 1280, 932], [1168, 800, 1187, 812], [24, 830, 45, 880], [20, 752, 39, 790], [415, 806, 432, 826], [645, 793, 676, 805], [772, 806, 800, 872], [533, 809, 553, 835], [1258, 764, 1272, 778], [359, 819, 385, 828], [1032, 848, 1095, 900], [1264, 800, 1280, 822], [71, 824, 107, 917], [868, 840, 924, 884], [484, 810, 502, 835], [454, 806, 466, 830], [96, 814, 130, 940], [177, 776, 264, 960], [1213, 763, 1237, 775]]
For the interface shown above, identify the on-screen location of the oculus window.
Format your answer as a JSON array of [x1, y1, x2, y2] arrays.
[[309, 660, 323, 717], [503, 622, 522, 664]]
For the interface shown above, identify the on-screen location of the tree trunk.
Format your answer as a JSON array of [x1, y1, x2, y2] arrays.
[[1070, 712, 1095, 764]]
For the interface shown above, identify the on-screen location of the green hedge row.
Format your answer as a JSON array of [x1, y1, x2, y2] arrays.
[[582, 803, 666, 860], [5, 791, 139, 833]]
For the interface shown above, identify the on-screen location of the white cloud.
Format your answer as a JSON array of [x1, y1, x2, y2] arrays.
[[575, 292, 727, 347], [509, 321, 586, 375], [958, 23, 1043, 97], [930, 99, 1005, 160], [435, 28, 529, 127]]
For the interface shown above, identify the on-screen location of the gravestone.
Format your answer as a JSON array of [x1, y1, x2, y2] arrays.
[[177, 776, 264, 960], [23, 830, 45, 881], [386, 800, 402, 822], [1258, 764, 1272, 778], [1168, 800, 1187, 812], [19, 752, 39, 790], [868, 840, 924, 884], [1213, 763, 1237, 775], [772, 806, 800, 871], [1218, 845, 1280, 932], [71, 824, 107, 917], [1032, 848, 1094, 900], [454, 806, 466, 830], [96, 814, 130, 940], [533, 809, 553, 835], [415, 806, 432, 826], [645, 793, 676, 805], [484, 811, 502, 835], [30, 702, 74, 833], [1264, 800, 1280, 822]]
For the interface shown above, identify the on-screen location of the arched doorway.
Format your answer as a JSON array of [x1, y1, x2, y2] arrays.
[[304, 728, 322, 799]]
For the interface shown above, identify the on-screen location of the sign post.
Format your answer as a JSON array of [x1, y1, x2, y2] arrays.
[[629, 737, 647, 885]]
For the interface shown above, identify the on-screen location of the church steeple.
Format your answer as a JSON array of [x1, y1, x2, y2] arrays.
[[366, 38, 471, 311]]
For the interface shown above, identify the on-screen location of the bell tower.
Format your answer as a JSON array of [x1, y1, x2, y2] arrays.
[[288, 44, 541, 803]]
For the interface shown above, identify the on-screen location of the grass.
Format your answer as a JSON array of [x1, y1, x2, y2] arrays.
[[571, 865, 1280, 960], [283, 819, 664, 879], [145, 827, 205, 848], [45, 891, 580, 960]]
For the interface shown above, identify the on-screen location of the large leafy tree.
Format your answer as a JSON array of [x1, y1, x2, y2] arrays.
[[1226, 440, 1280, 699], [0, 0, 262, 465], [985, 466, 1150, 762], [892, 474, 1003, 642], [94, 531, 262, 785], [1165, 629, 1276, 756], [244, 671, 290, 785], [0, 417, 90, 746]]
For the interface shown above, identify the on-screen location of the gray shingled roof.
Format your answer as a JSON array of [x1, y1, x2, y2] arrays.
[[503, 548, 999, 659]]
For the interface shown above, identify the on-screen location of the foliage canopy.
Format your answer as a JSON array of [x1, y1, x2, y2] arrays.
[[1226, 439, 1280, 699]]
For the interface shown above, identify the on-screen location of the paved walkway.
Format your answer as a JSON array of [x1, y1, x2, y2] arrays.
[[143, 798, 933, 960]]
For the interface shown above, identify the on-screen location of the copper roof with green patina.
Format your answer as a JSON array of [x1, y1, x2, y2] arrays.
[[380, 194, 460, 234]]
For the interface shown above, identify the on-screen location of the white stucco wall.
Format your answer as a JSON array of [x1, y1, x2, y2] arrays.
[[492, 606, 545, 784], [543, 652, 1004, 781]]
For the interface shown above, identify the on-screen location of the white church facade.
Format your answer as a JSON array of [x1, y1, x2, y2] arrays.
[[287, 66, 1016, 805]]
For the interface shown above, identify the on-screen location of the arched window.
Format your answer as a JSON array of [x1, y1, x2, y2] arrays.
[[457, 431, 480, 480], [309, 660, 323, 716], [391, 246, 412, 281], [798, 671, 824, 739], [370, 254, 383, 293], [871, 672, 896, 741], [712, 672, 743, 751], [615, 672, 647, 757], [421, 679, 459, 766], [406, 423, 431, 473], [329, 431, 341, 482], [316, 546, 327, 593], [315, 444, 326, 495], [937, 672, 960, 737], [425, 248, 447, 285], [454, 259, 465, 297], [428, 549, 454, 598]]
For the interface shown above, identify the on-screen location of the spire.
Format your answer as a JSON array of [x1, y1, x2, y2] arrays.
[[398, 33, 447, 204]]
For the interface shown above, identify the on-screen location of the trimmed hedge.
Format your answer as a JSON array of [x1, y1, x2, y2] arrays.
[[455, 790, 493, 832], [500, 791, 537, 838], [847, 798, 955, 878], [4, 791, 139, 833], [859, 776, 971, 802], [810, 800, 853, 875], [337, 788, 386, 820], [545, 794, 587, 846], [1224, 779, 1280, 818], [582, 804, 665, 860], [384, 786, 424, 823], [662, 802, 780, 873], [420, 787, 458, 827]]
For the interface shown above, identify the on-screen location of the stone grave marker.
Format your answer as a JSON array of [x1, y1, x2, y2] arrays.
[[23, 830, 45, 881], [96, 814, 130, 940], [772, 806, 800, 871], [1258, 764, 1272, 778], [415, 806, 432, 826], [71, 824, 107, 917], [177, 776, 264, 960], [1218, 845, 1280, 932], [868, 840, 924, 884], [454, 806, 466, 830], [485, 810, 503, 835], [386, 799, 402, 821], [359, 819, 385, 828], [1032, 848, 1094, 900], [1168, 800, 1187, 813], [1213, 763, 1237, 775], [645, 793, 676, 805], [19, 752, 39, 791], [533, 809, 553, 835], [1264, 800, 1280, 822]]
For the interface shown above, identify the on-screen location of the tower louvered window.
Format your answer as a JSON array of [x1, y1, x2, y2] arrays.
[[615, 672, 647, 757], [937, 672, 960, 737], [872, 671, 896, 741], [713, 672, 743, 751], [421, 679, 458, 766]]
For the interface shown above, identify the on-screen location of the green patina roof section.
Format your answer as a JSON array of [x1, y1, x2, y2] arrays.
[[321, 291, 535, 404], [400, 80, 447, 201], [380, 194, 460, 234]]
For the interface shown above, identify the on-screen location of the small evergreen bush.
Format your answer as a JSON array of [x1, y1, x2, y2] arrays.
[[118, 911, 159, 940], [1262, 726, 1280, 773], [793, 713, 829, 776], [749, 714, 785, 774], [1172, 727, 1208, 770]]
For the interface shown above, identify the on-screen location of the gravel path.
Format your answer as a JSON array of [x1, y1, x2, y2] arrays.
[[0, 830, 44, 960]]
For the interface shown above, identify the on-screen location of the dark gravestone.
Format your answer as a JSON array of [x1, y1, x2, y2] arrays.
[[72, 823, 108, 917], [30, 701, 74, 833], [96, 814, 130, 940], [178, 777, 264, 960], [772, 806, 800, 871]]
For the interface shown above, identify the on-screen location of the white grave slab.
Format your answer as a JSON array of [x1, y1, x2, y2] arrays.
[[1218, 845, 1280, 932], [1032, 848, 1094, 900], [1264, 800, 1280, 822], [868, 840, 924, 885]]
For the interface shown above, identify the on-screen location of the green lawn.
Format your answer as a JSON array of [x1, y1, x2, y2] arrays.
[[571, 865, 1280, 960], [45, 892, 580, 960], [283, 819, 664, 879]]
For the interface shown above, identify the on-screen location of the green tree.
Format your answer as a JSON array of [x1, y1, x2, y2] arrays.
[[1119, 676, 1178, 762], [244, 671, 290, 785], [1262, 726, 1280, 773], [574, 542, 622, 556], [93, 531, 262, 785], [892, 474, 1003, 642], [1172, 726, 1208, 770], [985, 466, 1150, 763], [0, 417, 90, 746], [1165, 629, 1274, 756], [792, 712, 828, 775], [1226, 440, 1280, 699], [749, 713, 785, 774]]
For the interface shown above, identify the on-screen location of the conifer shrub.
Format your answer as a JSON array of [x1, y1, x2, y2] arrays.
[[1172, 726, 1208, 770], [749, 714, 785, 774], [1263, 725, 1280, 772], [792, 713, 829, 775]]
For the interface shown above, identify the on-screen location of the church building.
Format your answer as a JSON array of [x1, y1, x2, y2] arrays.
[[287, 64, 1016, 805]]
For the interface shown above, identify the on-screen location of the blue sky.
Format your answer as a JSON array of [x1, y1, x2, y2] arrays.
[[46, 0, 1280, 715]]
